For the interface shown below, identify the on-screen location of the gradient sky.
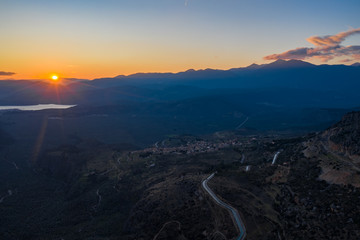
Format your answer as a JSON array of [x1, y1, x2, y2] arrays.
[[1, 0, 359, 80]]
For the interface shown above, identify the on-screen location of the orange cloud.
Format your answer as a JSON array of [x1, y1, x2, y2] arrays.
[[307, 28, 360, 46], [263, 46, 341, 62], [264, 28, 360, 62]]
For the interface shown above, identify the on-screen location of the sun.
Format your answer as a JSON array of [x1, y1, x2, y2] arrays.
[[51, 75, 59, 81]]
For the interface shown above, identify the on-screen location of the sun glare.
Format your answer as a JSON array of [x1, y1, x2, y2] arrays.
[[51, 75, 59, 81]]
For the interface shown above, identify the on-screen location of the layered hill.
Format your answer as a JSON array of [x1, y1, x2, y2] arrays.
[[1, 60, 359, 143]]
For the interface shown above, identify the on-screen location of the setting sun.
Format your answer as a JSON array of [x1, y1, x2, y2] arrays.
[[51, 75, 59, 81]]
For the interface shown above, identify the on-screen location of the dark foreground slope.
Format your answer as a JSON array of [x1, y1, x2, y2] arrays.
[[1, 112, 360, 239]]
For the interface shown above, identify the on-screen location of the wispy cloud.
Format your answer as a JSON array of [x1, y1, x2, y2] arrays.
[[0, 71, 16, 76], [307, 28, 360, 46], [185, 0, 189, 7], [264, 28, 360, 62]]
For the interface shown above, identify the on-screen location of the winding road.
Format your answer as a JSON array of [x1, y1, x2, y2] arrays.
[[236, 117, 249, 130], [271, 151, 281, 165], [92, 188, 102, 212], [202, 173, 246, 240], [0, 189, 13, 204], [241, 154, 245, 164]]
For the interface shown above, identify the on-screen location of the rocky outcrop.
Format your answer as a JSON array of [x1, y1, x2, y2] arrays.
[[304, 111, 360, 187], [323, 111, 360, 159]]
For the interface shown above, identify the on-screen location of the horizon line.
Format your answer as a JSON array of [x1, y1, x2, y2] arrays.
[[0, 59, 358, 81]]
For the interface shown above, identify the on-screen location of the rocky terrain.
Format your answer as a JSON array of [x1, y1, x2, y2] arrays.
[[325, 111, 360, 158], [304, 111, 360, 187], [1, 112, 360, 239]]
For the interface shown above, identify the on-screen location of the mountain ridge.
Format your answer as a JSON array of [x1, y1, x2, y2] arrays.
[[1, 60, 357, 83], [97, 59, 338, 81]]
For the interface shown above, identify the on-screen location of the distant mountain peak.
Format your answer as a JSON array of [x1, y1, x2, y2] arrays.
[[274, 59, 287, 63], [263, 59, 315, 69], [115, 75, 126, 78], [245, 63, 262, 70], [351, 62, 360, 67]]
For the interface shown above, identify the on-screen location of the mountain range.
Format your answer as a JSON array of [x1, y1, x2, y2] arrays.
[[1, 59, 360, 106], [0, 59, 359, 146]]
